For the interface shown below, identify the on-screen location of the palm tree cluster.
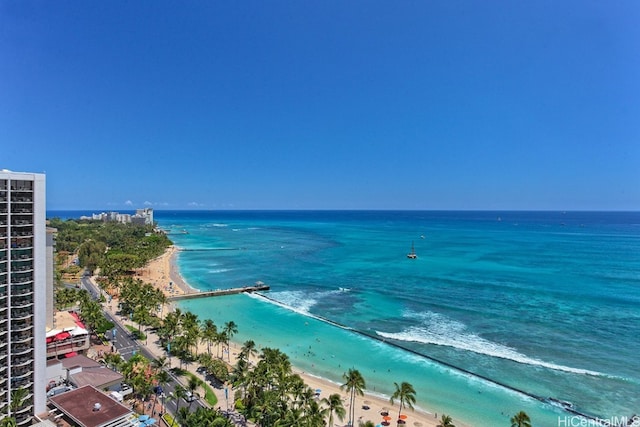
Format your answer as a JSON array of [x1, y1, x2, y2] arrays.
[[156, 308, 238, 375], [230, 346, 342, 427], [117, 278, 167, 333]]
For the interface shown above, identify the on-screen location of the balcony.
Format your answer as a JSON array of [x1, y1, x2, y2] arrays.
[[11, 312, 33, 323], [11, 285, 34, 296], [11, 273, 33, 284], [13, 345, 32, 356], [11, 377, 33, 389], [11, 243, 32, 251], [10, 196, 33, 203], [12, 367, 33, 379], [12, 321, 33, 333], [12, 354, 33, 367], [12, 334, 33, 345], [12, 297, 33, 306], [11, 299, 34, 310]]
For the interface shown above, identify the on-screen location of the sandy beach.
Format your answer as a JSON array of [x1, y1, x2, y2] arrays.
[[132, 246, 465, 427]]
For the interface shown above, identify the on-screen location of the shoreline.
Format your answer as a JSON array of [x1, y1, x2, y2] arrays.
[[134, 246, 467, 427]]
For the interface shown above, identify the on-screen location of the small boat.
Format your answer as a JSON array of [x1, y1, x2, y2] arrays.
[[407, 242, 417, 259]]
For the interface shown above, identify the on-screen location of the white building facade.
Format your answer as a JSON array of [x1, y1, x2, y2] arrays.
[[0, 170, 47, 424]]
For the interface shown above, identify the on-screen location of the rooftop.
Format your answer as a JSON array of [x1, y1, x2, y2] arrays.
[[48, 385, 135, 427]]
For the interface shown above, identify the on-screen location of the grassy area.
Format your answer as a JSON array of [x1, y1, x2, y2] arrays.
[[184, 371, 218, 407], [125, 324, 146, 340], [162, 413, 179, 427]]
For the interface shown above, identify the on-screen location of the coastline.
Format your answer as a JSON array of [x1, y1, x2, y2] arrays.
[[135, 247, 467, 427]]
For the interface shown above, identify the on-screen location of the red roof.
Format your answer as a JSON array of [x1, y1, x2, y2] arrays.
[[55, 331, 71, 341]]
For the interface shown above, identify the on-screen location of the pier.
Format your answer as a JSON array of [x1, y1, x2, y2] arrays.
[[167, 283, 270, 301]]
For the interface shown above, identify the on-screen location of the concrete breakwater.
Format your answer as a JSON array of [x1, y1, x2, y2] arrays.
[[167, 283, 270, 301]]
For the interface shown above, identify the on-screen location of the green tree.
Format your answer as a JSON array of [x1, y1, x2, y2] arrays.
[[186, 375, 204, 410], [239, 339, 258, 363], [437, 414, 456, 427], [390, 381, 416, 421], [321, 393, 346, 427], [341, 369, 365, 427], [223, 321, 238, 361], [510, 411, 531, 427], [0, 417, 16, 427], [200, 319, 218, 356]]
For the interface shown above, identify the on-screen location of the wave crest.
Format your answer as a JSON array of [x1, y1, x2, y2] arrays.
[[376, 311, 604, 377]]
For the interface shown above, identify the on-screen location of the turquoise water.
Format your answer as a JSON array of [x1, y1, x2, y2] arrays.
[[57, 210, 640, 426]]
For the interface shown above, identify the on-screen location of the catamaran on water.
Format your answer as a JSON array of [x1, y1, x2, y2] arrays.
[[407, 242, 417, 259]]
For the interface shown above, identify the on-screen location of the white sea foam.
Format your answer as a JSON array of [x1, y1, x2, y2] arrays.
[[376, 311, 605, 377], [247, 291, 354, 331], [269, 290, 318, 314]]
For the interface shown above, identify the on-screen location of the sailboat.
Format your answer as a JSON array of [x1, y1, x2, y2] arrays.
[[407, 241, 417, 259]]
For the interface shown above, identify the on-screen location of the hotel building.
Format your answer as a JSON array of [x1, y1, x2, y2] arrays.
[[0, 170, 47, 425]]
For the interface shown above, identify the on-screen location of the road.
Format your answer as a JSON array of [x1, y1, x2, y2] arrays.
[[80, 276, 206, 416]]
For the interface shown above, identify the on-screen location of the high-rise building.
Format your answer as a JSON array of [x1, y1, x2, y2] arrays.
[[0, 170, 47, 425]]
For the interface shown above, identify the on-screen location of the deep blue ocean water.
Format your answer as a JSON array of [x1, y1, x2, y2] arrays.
[[50, 210, 640, 426]]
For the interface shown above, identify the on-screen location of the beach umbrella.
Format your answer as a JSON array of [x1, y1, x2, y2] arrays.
[[145, 419, 157, 426], [399, 415, 408, 420], [383, 416, 392, 421], [315, 388, 322, 394], [138, 415, 150, 422]]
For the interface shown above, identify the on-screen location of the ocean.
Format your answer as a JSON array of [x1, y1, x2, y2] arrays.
[[50, 210, 640, 426]]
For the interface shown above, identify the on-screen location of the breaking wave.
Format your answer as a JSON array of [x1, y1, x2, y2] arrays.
[[376, 311, 605, 377]]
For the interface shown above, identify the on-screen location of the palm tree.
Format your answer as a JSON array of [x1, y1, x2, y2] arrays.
[[390, 381, 416, 421], [437, 414, 455, 427], [340, 368, 365, 426], [223, 321, 238, 361], [154, 369, 172, 413], [321, 393, 346, 427], [174, 385, 187, 414], [200, 319, 218, 356], [510, 411, 531, 427], [239, 339, 258, 363], [0, 387, 28, 427], [0, 417, 16, 427], [151, 356, 168, 373], [186, 375, 203, 410], [10, 387, 29, 415]]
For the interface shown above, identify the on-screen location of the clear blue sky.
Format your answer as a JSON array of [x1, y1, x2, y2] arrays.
[[2, 1, 639, 211]]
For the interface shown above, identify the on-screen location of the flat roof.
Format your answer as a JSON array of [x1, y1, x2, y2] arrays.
[[48, 385, 133, 427]]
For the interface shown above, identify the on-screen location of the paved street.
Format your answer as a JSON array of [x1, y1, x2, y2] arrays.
[[80, 276, 210, 419]]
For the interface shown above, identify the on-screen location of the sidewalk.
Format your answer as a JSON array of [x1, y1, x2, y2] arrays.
[[95, 280, 231, 418]]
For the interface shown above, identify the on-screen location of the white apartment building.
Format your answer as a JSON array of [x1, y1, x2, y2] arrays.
[[0, 170, 47, 424]]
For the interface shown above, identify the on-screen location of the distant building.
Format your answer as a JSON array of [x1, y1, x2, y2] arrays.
[[132, 208, 153, 225], [0, 170, 47, 425], [80, 208, 154, 225]]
